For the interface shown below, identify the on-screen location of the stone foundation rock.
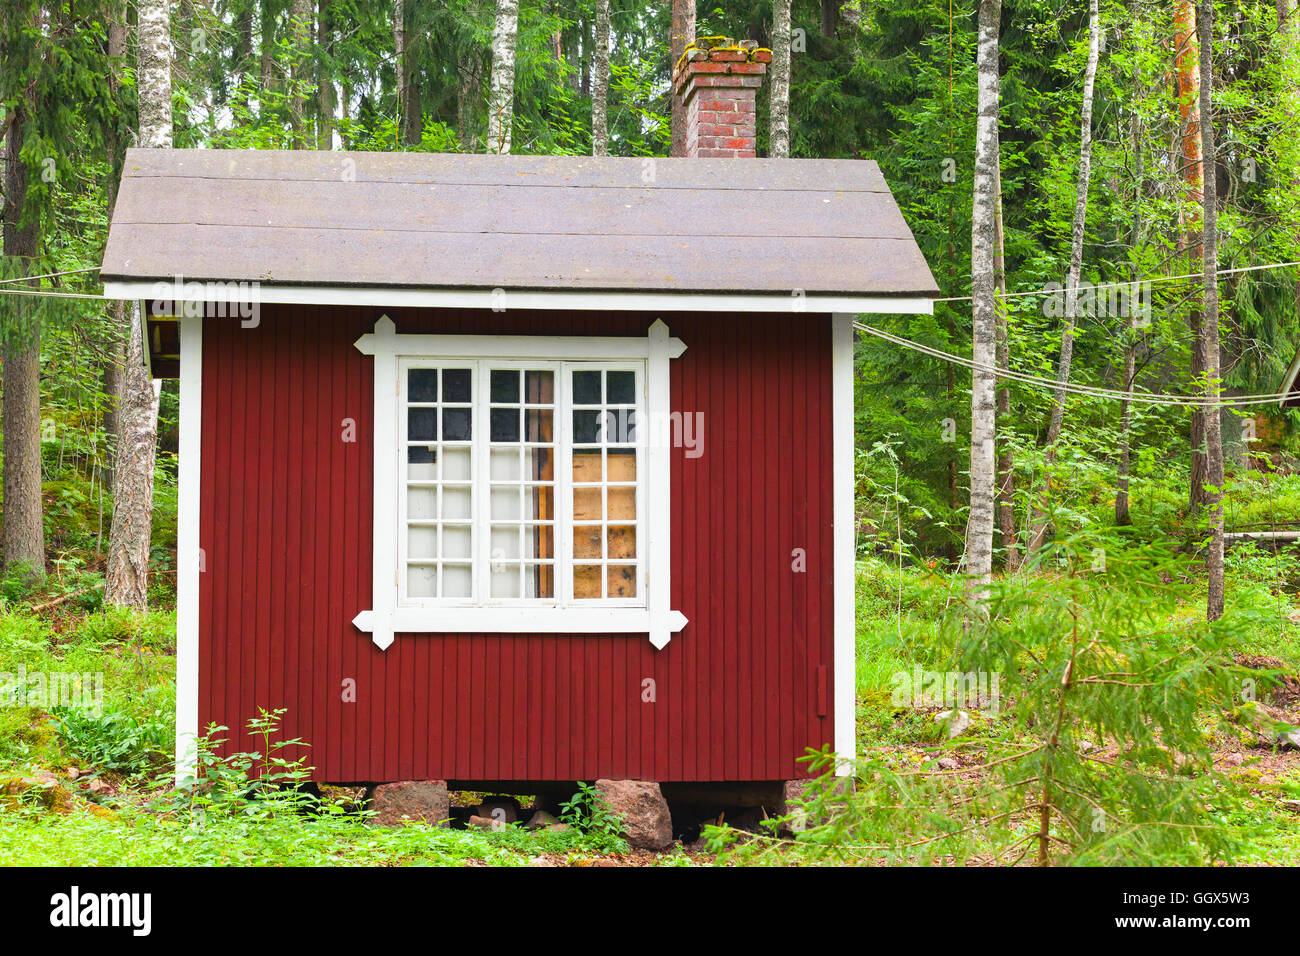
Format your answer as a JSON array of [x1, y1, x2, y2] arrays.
[[594, 779, 673, 850], [368, 779, 449, 827]]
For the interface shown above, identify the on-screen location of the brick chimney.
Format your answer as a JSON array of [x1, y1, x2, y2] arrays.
[[672, 37, 772, 158]]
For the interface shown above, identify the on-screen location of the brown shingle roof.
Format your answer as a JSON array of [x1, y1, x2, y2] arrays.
[[102, 148, 939, 297]]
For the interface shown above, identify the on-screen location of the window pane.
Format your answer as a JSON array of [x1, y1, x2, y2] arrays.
[[525, 370, 554, 402], [608, 487, 635, 520], [573, 410, 602, 444], [409, 488, 437, 520], [524, 564, 554, 599], [526, 523, 554, 560], [442, 525, 472, 559], [574, 525, 601, 559], [490, 447, 520, 480], [491, 525, 521, 560], [409, 408, 437, 442], [442, 368, 471, 402], [491, 565, 521, 598], [442, 407, 472, 441], [490, 369, 519, 403], [408, 527, 437, 560], [607, 566, 637, 598], [442, 447, 471, 480], [608, 525, 636, 560], [409, 369, 438, 403], [573, 564, 602, 599], [525, 408, 554, 443], [573, 488, 602, 520], [573, 370, 602, 405], [491, 486, 521, 520], [607, 449, 636, 481], [442, 563, 472, 598], [572, 450, 602, 483], [442, 487, 472, 520], [490, 407, 519, 442], [408, 446, 437, 480], [606, 370, 635, 405], [408, 565, 437, 598]]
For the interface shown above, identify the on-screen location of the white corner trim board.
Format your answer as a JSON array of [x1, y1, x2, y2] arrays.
[[831, 313, 856, 777], [354, 315, 689, 651], [175, 311, 203, 784]]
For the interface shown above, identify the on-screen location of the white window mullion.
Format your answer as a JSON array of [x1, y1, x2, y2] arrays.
[[557, 362, 573, 610], [473, 360, 489, 607]]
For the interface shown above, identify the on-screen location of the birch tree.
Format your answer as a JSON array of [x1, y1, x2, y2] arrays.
[[1026, 0, 1101, 555], [965, 0, 1001, 598], [106, 0, 171, 608], [487, 0, 520, 154], [592, 0, 610, 155], [1196, 0, 1224, 621], [770, 0, 792, 158], [670, 0, 694, 157]]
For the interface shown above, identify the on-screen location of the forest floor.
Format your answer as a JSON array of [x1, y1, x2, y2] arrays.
[[2, 555, 1300, 866]]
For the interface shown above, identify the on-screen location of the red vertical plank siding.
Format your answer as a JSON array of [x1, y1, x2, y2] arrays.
[[197, 306, 835, 783]]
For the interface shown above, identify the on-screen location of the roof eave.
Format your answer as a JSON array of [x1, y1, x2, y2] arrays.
[[102, 280, 937, 316]]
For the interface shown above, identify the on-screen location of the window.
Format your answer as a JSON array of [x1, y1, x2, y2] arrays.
[[398, 361, 645, 607], [354, 317, 688, 650]]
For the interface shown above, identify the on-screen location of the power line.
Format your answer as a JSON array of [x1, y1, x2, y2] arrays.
[[933, 259, 1300, 303], [0, 266, 99, 286], [852, 320, 1297, 408]]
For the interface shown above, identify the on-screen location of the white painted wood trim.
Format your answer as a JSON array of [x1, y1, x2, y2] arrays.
[[831, 313, 856, 776], [175, 311, 203, 783], [103, 280, 935, 317], [646, 320, 685, 649], [355, 315, 688, 649], [353, 607, 688, 635]]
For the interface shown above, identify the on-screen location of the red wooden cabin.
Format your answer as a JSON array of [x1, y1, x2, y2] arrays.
[[101, 50, 936, 801]]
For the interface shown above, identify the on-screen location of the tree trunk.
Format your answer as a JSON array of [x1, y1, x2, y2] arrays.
[[396, 0, 421, 146], [395, 0, 406, 138], [458, 52, 481, 152], [1196, 0, 1224, 621], [592, 0, 610, 156], [317, 0, 334, 150], [966, 0, 1001, 599], [101, 9, 129, 486], [261, 1, 277, 96], [1, 114, 44, 580], [670, 0, 695, 157], [106, 0, 170, 608], [770, 0, 792, 158], [993, 160, 1018, 570], [487, 0, 520, 154], [821, 0, 840, 37], [289, 0, 312, 147], [1026, 0, 1100, 557], [1175, 0, 1206, 511], [1116, 25, 1144, 527]]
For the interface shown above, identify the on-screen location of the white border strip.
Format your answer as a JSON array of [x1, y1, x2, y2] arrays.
[[831, 313, 856, 776], [103, 280, 935, 317], [175, 310, 202, 783]]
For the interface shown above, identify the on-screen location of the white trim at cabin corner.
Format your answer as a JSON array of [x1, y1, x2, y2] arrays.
[[353, 315, 689, 651], [102, 280, 935, 317], [832, 313, 856, 777], [175, 311, 203, 784]]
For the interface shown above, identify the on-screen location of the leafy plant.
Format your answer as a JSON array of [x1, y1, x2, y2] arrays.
[[54, 707, 171, 775]]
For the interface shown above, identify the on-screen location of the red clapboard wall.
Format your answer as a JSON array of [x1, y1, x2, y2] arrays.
[[197, 304, 834, 783]]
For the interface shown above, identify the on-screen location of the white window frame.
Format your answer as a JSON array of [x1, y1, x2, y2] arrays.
[[353, 315, 688, 650]]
